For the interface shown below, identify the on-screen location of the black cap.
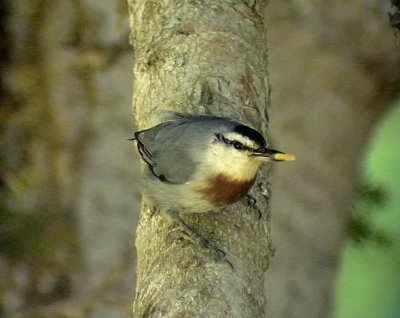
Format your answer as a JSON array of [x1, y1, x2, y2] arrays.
[[233, 124, 266, 147]]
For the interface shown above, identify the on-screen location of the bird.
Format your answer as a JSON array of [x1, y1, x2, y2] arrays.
[[131, 113, 294, 258]]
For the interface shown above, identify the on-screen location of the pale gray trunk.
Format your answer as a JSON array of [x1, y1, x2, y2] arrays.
[[127, 0, 273, 317]]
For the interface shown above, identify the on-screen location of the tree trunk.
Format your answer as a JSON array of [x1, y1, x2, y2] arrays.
[[128, 0, 273, 317]]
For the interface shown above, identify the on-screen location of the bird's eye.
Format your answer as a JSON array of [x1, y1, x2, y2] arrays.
[[233, 141, 245, 150]]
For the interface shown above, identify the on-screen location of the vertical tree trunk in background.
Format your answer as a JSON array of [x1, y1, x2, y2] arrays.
[[265, 1, 400, 317], [1, 1, 136, 317], [128, 0, 273, 317]]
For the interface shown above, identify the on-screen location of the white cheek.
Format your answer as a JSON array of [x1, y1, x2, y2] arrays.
[[203, 145, 260, 181]]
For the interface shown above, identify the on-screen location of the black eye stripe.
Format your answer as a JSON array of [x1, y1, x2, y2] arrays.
[[215, 133, 224, 142], [233, 141, 244, 150], [215, 134, 251, 151]]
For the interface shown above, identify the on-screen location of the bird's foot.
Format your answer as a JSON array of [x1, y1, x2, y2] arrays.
[[245, 194, 262, 219]]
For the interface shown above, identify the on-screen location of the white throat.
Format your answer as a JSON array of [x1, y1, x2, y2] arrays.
[[202, 145, 261, 181]]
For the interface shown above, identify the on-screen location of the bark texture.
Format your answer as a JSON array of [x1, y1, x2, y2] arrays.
[[128, 1, 272, 317], [265, 1, 400, 317]]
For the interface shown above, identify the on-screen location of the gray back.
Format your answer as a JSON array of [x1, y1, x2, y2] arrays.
[[136, 114, 237, 184]]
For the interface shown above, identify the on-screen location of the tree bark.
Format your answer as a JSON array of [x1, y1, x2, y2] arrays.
[[128, 1, 273, 317]]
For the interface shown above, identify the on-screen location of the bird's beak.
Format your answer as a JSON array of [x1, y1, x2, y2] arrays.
[[251, 147, 296, 162]]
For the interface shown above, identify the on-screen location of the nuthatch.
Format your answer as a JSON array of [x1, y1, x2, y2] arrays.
[[131, 113, 294, 256]]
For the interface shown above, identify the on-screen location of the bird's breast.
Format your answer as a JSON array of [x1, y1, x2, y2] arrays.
[[197, 173, 255, 206]]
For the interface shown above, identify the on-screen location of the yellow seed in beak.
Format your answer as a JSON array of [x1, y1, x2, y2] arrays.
[[273, 153, 296, 161]]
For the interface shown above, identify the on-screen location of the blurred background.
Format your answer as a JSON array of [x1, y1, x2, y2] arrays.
[[336, 103, 400, 318], [0, 0, 399, 318]]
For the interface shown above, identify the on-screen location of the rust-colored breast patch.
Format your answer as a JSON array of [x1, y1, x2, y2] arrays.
[[198, 173, 255, 206]]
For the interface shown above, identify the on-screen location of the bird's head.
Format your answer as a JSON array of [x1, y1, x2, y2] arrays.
[[205, 123, 295, 180]]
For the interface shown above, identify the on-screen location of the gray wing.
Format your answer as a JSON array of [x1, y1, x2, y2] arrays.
[[134, 120, 199, 184]]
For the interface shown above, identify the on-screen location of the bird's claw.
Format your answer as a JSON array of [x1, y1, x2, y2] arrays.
[[245, 194, 257, 206], [245, 194, 262, 219]]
